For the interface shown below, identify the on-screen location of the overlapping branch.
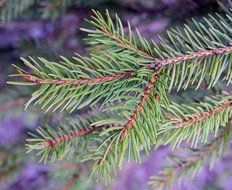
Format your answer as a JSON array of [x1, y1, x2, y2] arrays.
[[160, 95, 232, 148], [149, 119, 232, 189]]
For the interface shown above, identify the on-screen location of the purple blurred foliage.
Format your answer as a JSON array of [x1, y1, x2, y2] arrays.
[[113, 147, 169, 190], [0, 20, 52, 48], [0, 112, 49, 190], [0, 13, 83, 53], [111, 146, 232, 190], [0, 115, 24, 146], [95, 139, 231, 190], [0, 113, 39, 146], [6, 164, 49, 190]]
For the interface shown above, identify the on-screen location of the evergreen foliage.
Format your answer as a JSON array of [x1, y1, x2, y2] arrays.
[[0, 0, 109, 21], [8, 1, 232, 188], [149, 119, 232, 189], [0, 0, 34, 21], [160, 94, 232, 149]]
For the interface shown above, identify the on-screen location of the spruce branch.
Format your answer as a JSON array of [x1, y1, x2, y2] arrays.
[[81, 10, 156, 60], [7, 5, 232, 185], [9, 9, 232, 114], [86, 95, 231, 182], [24, 72, 133, 85], [9, 54, 147, 112], [147, 45, 232, 69], [160, 94, 232, 148], [149, 119, 232, 190], [84, 74, 169, 182], [41, 125, 104, 148], [172, 100, 231, 128], [26, 109, 118, 163], [84, 10, 232, 90]]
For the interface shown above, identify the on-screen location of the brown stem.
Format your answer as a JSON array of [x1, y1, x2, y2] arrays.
[[23, 45, 232, 85], [24, 72, 133, 85], [158, 170, 173, 188], [58, 162, 78, 170], [148, 45, 232, 68], [100, 25, 232, 67], [100, 28, 155, 59], [172, 101, 232, 128], [120, 68, 161, 140], [42, 125, 105, 148]]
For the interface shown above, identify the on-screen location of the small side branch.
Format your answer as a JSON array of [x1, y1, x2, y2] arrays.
[[21, 45, 232, 86], [151, 119, 232, 188], [24, 72, 133, 85], [100, 27, 155, 60], [148, 45, 232, 68], [172, 101, 232, 128], [177, 121, 231, 170], [120, 67, 161, 140], [42, 125, 104, 148]]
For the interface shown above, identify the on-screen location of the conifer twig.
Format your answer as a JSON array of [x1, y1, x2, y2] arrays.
[[99, 26, 155, 59], [42, 125, 105, 148], [172, 100, 232, 128], [21, 45, 232, 86], [179, 123, 229, 177], [149, 118, 232, 189], [147, 45, 232, 69], [24, 72, 133, 85], [120, 68, 161, 140]]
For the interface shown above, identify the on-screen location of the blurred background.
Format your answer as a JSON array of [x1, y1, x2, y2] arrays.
[[0, 0, 232, 189]]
